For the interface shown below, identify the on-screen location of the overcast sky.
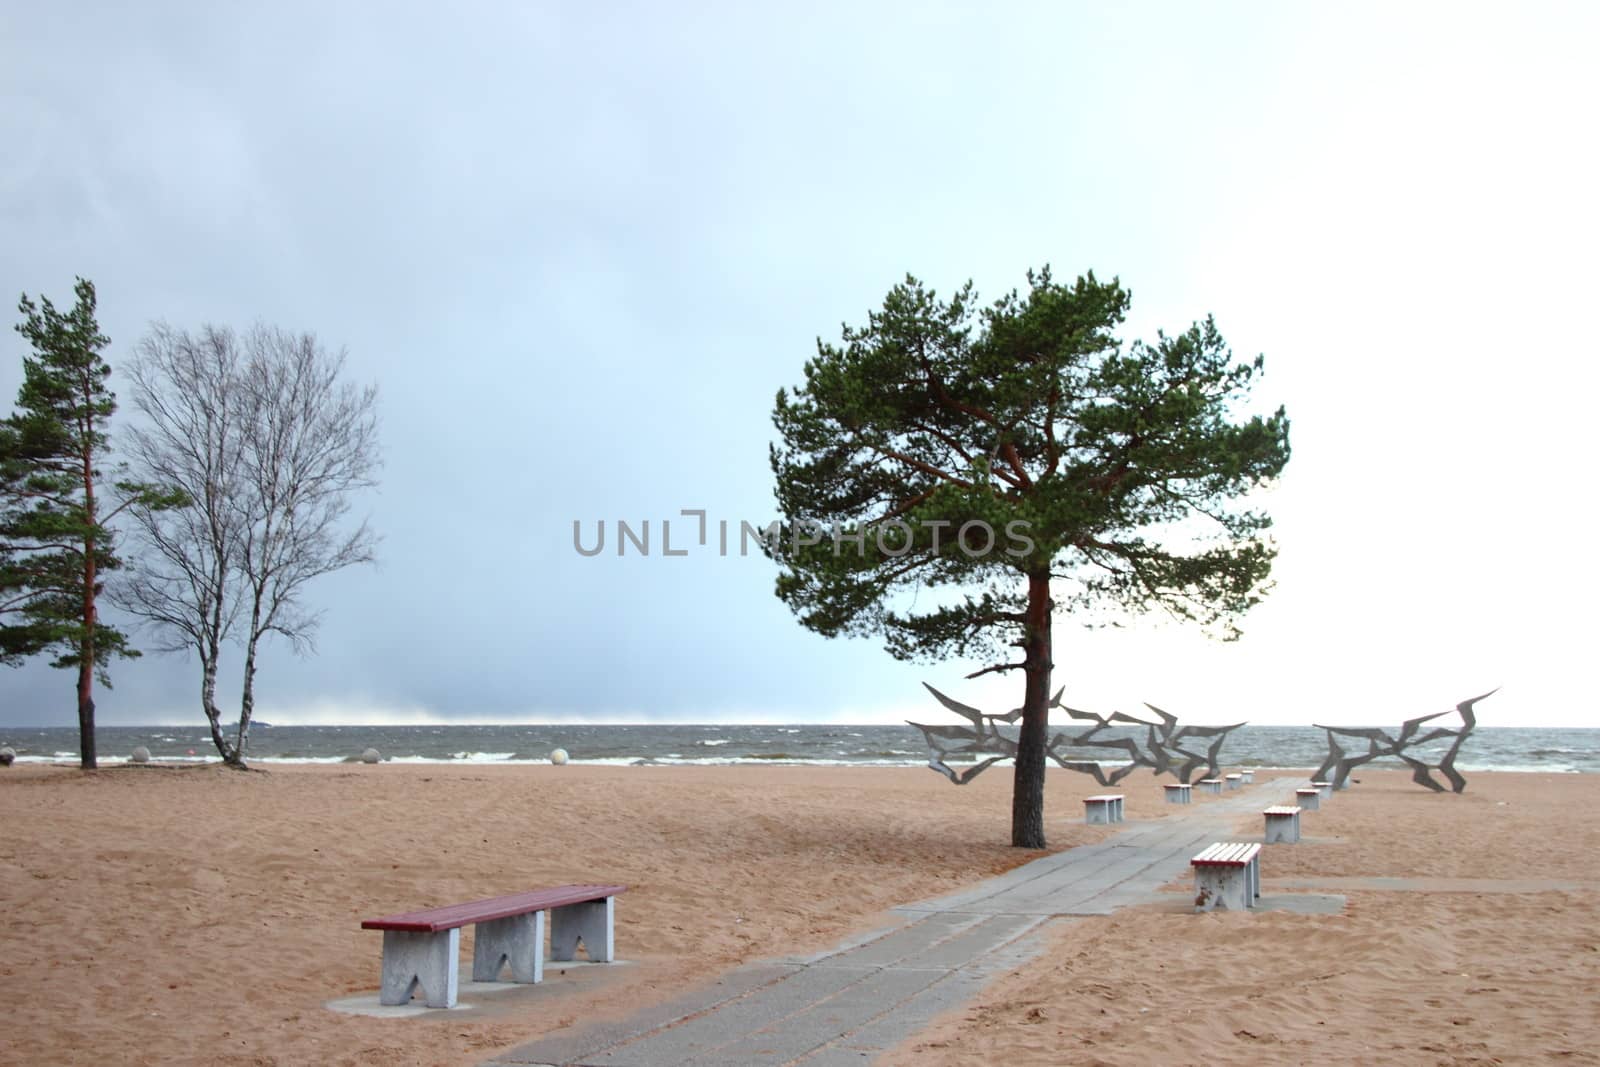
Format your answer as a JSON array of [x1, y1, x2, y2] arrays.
[[2, 3, 1596, 730]]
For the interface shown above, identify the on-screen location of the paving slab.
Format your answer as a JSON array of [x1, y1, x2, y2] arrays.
[[806, 910, 986, 969], [890, 913, 1048, 971], [490, 963, 799, 1065], [578, 966, 878, 1066], [790, 916, 1066, 1067], [687, 966, 951, 1067]]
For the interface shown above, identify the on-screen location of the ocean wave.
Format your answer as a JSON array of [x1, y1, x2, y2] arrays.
[[1455, 761, 1580, 774], [262, 755, 349, 764], [12, 754, 216, 765]]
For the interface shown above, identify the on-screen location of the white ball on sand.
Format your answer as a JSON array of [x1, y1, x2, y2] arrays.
[[130, 746, 151, 764], [361, 747, 381, 764], [550, 748, 569, 765]]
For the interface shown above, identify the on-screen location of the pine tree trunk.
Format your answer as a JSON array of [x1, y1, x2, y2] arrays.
[[78, 451, 98, 771], [76, 668, 96, 770], [1010, 570, 1054, 848]]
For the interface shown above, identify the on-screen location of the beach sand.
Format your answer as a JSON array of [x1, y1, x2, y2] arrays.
[[0, 761, 1112, 1066], [884, 769, 1600, 1066], [0, 764, 1595, 1065]]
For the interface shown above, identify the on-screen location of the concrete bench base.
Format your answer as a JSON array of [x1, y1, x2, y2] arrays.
[[551, 898, 614, 963], [1083, 794, 1125, 825], [381, 911, 561, 1008], [1295, 787, 1321, 811], [380, 929, 460, 1008], [1197, 779, 1224, 795], [1164, 783, 1192, 805], [1191, 842, 1262, 912], [472, 911, 546, 984], [1225, 773, 1243, 790], [1263, 805, 1303, 844], [1193, 865, 1251, 912]]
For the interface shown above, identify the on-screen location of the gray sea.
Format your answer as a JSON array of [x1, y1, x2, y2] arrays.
[[2, 723, 1596, 774]]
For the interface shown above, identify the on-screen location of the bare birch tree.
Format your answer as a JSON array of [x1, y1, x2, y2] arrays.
[[118, 323, 379, 766]]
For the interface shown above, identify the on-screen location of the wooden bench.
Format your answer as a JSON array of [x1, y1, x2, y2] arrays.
[[1295, 786, 1321, 811], [1224, 773, 1243, 790], [1163, 782, 1192, 805], [1311, 780, 1332, 800], [1263, 805, 1302, 844], [1083, 794, 1125, 824], [1240, 770, 1255, 784], [1190, 842, 1261, 912], [361, 883, 625, 1007], [1197, 778, 1224, 795]]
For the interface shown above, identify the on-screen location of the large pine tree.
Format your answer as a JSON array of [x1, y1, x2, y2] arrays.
[[770, 268, 1291, 847], [0, 279, 159, 768]]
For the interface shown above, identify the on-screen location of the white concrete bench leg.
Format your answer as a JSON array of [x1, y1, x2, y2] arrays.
[[380, 928, 460, 1007], [1084, 796, 1126, 824], [551, 897, 614, 962], [472, 911, 546, 984], [1193, 866, 1251, 912], [1249, 853, 1261, 902], [1264, 813, 1301, 844]]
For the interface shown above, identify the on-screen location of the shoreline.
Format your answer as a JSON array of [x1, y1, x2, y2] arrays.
[[8, 721, 1596, 776], [6, 755, 1593, 772]]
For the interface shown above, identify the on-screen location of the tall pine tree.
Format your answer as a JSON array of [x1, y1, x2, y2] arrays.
[[770, 268, 1291, 848], [0, 279, 169, 768]]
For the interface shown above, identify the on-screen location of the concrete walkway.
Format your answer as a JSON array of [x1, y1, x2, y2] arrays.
[[486, 777, 1304, 1067]]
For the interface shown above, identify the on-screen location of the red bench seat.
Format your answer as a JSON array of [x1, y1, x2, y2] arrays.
[[363, 884, 625, 933], [362, 883, 626, 1008]]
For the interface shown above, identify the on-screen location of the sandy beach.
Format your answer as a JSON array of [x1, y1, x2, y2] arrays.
[[1, 764, 1596, 1065], [886, 770, 1600, 1066]]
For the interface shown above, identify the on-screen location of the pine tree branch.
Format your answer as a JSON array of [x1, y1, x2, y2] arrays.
[[965, 660, 1027, 680]]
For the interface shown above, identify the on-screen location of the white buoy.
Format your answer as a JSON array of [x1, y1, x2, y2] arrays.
[[130, 746, 151, 764], [550, 748, 569, 765], [361, 747, 381, 764]]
